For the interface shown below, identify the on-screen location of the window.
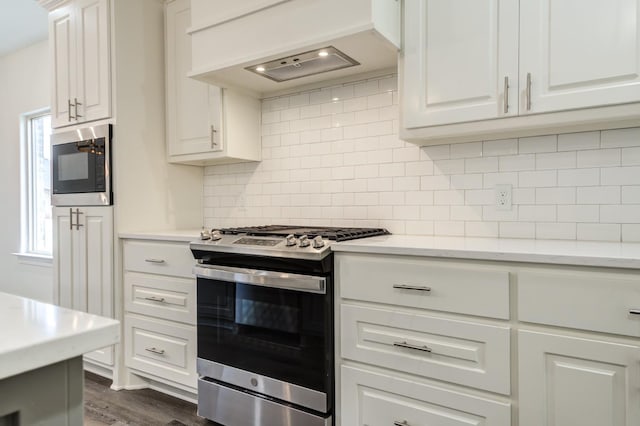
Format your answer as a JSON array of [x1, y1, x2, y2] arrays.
[[23, 111, 52, 256]]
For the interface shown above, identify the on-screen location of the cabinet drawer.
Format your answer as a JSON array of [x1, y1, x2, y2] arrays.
[[341, 304, 511, 394], [337, 253, 510, 319], [124, 272, 196, 325], [123, 240, 195, 278], [341, 365, 511, 426], [124, 315, 196, 389], [518, 268, 640, 337]]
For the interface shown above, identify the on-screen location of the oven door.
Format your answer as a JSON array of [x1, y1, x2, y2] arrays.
[[51, 124, 111, 206], [194, 264, 332, 413]]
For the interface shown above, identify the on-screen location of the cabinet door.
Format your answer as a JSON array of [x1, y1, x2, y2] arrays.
[[50, 4, 76, 128], [519, 330, 640, 426], [79, 207, 114, 365], [403, 0, 519, 127], [166, 0, 222, 157], [75, 0, 111, 123], [520, 0, 640, 114], [53, 208, 74, 307]]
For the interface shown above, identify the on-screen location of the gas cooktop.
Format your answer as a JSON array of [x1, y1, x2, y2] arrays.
[[190, 225, 390, 261]]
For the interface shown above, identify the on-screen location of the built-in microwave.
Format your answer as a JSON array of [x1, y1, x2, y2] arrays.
[[51, 123, 112, 206]]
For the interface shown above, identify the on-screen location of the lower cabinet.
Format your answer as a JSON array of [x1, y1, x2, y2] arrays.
[[122, 238, 197, 392], [519, 330, 640, 426], [336, 252, 640, 425], [53, 206, 114, 366], [341, 365, 511, 426]]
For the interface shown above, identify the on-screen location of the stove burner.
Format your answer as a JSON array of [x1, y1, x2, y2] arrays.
[[218, 225, 390, 242]]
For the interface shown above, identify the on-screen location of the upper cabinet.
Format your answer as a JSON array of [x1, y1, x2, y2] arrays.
[[402, 0, 640, 145], [49, 0, 111, 129], [188, 0, 400, 97], [520, 0, 640, 114], [403, 0, 519, 127], [165, 0, 261, 165]]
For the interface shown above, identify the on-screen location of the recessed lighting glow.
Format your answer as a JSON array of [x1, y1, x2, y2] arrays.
[[318, 51, 329, 57], [256, 66, 266, 72]]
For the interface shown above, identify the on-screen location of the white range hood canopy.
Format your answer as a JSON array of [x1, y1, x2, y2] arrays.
[[188, 0, 400, 97]]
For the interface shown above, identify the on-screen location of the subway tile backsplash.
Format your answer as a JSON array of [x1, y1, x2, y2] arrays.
[[203, 74, 640, 242]]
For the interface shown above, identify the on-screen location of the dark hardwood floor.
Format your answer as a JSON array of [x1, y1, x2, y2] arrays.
[[84, 372, 213, 426]]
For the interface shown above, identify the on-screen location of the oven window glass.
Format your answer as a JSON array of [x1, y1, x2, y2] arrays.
[[197, 278, 329, 393], [58, 152, 89, 181]]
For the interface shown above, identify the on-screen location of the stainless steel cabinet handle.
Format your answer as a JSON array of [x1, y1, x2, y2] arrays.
[[68, 99, 75, 121], [503, 76, 509, 114], [73, 208, 84, 230], [393, 284, 431, 292], [144, 296, 166, 303], [210, 125, 218, 148], [394, 421, 410, 426], [144, 259, 166, 264], [393, 341, 432, 353], [145, 347, 165, 355], [629, 309, 640, 315], [74, 97, 82, 119], [526, 72, 532, 111]]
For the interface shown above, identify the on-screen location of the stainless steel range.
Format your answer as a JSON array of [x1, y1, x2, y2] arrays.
[[190, 225, 389, 426]]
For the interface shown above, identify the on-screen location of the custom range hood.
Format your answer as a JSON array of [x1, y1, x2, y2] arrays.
[[188, 0, 401, 96]]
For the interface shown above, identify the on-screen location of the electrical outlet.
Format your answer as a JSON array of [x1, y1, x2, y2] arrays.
[[494, 184, 512, 211]]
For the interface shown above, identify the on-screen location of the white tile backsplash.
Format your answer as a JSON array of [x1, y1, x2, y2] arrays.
[[203, 74, 640, 242]]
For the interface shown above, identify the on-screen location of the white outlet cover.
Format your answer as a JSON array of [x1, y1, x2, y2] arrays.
[[494, 184, 512, 211]]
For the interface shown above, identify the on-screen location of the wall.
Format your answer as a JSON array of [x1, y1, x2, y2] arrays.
[[203, 74, 640, 242], [0, 40, 54, 302]]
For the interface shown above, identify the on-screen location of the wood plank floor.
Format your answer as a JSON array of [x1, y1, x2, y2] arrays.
[[84, 372, 214, 426]]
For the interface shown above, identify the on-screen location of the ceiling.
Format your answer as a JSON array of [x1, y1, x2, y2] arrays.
[[0, 0, 48, 58]]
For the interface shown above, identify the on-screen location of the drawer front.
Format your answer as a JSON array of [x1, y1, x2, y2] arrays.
[[124, 272, 196, 325], [341, 365, 511, 426], [125, 315, 196, 388], [518, 268, 640, 337], [341, 304, 511, 394], [123, 240, 194, 278], [337, 253, 510, 319], [85, 346, 114, 366]]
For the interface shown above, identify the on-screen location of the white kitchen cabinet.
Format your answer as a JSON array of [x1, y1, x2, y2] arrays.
[[341, 365, 511, 426], [403, 0, 519, 127], [520, 0, 640, 114], [519, 330, 640, 426], [165, 0, 261, 165], [53, 206, 114, 365], [49, 0, 111, 128], [402, 0, 640, 144], [122, 238, 197, 391], [335, 253, 511, 425]]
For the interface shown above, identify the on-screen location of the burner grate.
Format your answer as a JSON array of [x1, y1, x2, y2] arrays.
[[219, 225, 390, 242]]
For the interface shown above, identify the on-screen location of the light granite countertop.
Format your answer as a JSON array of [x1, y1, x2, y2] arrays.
[[118, 229, 201, 242], [0, 292, 120, 380], [332, 235, 640, 269]]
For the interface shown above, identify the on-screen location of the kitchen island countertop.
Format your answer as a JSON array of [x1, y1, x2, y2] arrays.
[[332, 235, 640, 269], [0, 292, 119, 380]]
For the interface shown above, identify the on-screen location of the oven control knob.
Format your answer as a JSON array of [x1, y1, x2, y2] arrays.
[[211, 230, 222, 241], [312, 235, 325, 249], [285, 234, 297, 246], [200, 228, 211, 240], [298, 235, 310, 247]]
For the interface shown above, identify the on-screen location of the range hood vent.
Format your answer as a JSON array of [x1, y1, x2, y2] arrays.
[[245, 46, 360, 83]]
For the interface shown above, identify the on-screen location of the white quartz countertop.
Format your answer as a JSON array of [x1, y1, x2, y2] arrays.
[[119, 229, 201, 242], [0, 292, 120, 380], [332, 235, 640, 269]]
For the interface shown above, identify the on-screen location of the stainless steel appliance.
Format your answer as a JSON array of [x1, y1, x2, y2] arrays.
[[51, 123, 112, 206], [191, 225, 390, 426]]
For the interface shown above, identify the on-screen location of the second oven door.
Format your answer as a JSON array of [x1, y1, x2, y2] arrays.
[[197, 273, 330, 394]]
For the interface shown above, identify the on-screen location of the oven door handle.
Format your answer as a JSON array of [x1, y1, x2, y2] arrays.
[[193, 265, 327, 294]]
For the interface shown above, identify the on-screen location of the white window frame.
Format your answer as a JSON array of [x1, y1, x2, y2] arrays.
[[17, 108, 53, 263]]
